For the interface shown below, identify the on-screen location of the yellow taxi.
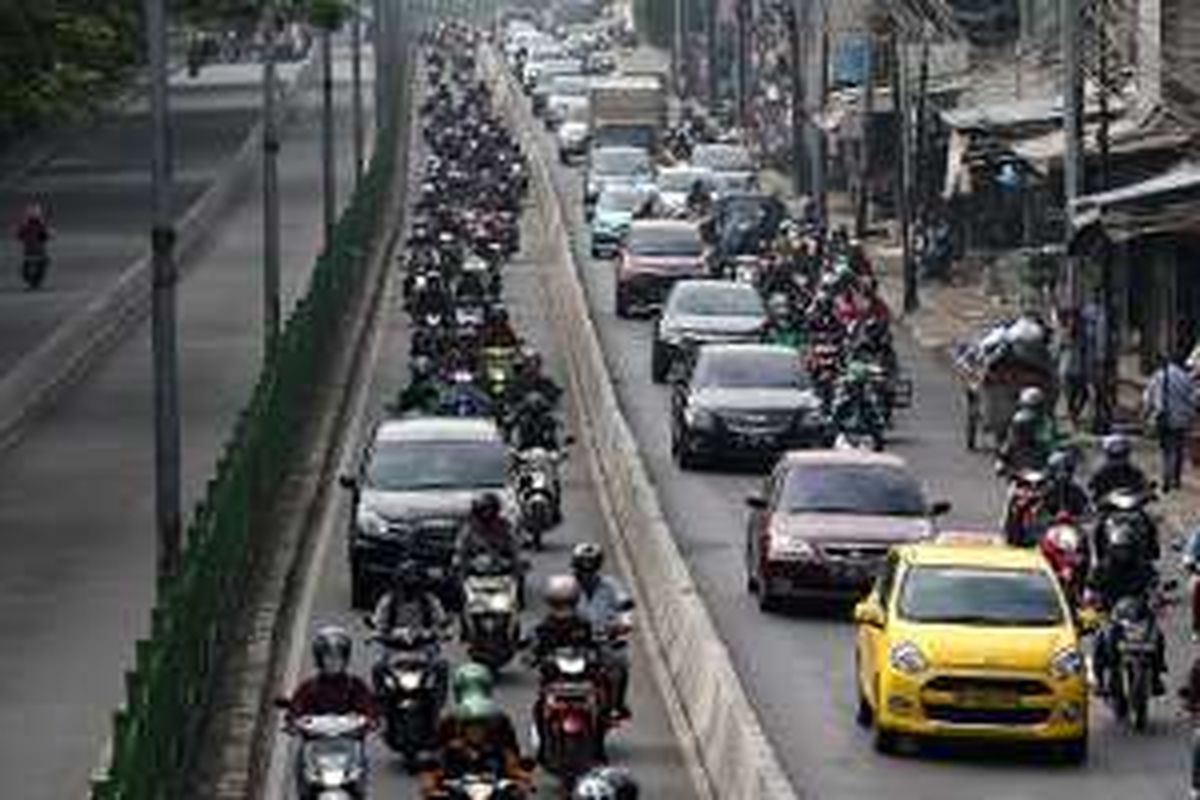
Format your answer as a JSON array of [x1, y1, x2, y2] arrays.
[[853, 538, 1088, 762]]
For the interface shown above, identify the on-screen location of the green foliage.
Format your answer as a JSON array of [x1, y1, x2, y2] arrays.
[[632, 0, 706, 48], [305, 0, 349, 31]]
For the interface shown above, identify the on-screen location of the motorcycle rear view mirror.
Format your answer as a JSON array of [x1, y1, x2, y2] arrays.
[[338, 474, 358, 491], [361, 614, 377, 630], [745, 495, 767, 510], [273, 696, 291, 710], [929, 500, 952, 517]]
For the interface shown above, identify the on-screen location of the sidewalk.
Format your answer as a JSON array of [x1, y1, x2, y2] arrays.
[[0, 41, 374, 800]]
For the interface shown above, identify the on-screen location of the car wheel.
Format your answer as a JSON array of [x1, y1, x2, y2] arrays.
[[757, 585, 778, 613], [676, 433, 699, 469], [873, 724, 898, 755], [745, 538, 760, 593], [615, 288, 631, 319], [651, 343, 670, 383], [854, 657, 874, 728], [1058, 735, 1088, 765]]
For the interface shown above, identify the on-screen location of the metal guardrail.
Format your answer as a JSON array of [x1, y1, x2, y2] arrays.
[[87, 114, 398, 800]]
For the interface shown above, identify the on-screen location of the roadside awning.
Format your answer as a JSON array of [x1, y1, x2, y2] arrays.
[[1071, 161, 1200, 243], [1010, 104, 1186, 175]]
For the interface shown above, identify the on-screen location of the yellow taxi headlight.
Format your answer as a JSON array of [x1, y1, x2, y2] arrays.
[[1049, 647, 1085, 679], [889, 640, 928, 675]]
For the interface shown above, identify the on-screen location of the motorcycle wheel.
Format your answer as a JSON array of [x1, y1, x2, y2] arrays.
[[1110, 663, 1129, 720], [1130, 662, 1150, 731], [21, 258, 46, 290]]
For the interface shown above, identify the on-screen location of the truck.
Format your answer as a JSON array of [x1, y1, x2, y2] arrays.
[[588, 74, 667, 156]]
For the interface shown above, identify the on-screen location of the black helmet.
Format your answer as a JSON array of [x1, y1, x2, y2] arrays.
[[312, 626, 352, 677], [1046, 450, 1073, 480], [571, 542, 604, 578], [471, 492, 502, 523]]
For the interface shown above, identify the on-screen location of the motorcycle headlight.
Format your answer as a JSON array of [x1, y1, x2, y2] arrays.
[[488, 591, 515, 613], [356, 508, 389, 538], [684, 406, 716, 430], [889, 641, 928, 675], [398, 670, 423, 691], [1049, 647, 1084, 679]]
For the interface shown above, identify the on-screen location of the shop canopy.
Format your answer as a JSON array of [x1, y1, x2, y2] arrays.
[[1071, 161, 1200, 243]]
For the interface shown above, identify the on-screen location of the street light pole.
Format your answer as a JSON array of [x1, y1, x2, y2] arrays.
[[321, 26, 336, 248], [1062, 0, 1084, 307], [787, 0, 805, 197], [736, 0, 750, 128], [144, 0, 182, 584], [262, 3, 282, 360], [352, 0, 365, 186]]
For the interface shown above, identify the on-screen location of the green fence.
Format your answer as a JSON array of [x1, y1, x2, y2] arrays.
[[87, 88, 400, 800]]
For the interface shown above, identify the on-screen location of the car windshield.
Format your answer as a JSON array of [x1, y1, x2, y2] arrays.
[[659, 170, 709, 192], [593, 149, 651, 176], [897, 566, 1065, 626], [782, 464, 926, 515], [692, 145, 754, 171], [551, 76, 589, 95], [629, 226, 703, 256], [562, 101, 590, 122], [598, 189, 648, 213], [671, 285, 763, 317], [694, 350, 807, 389], [366, 440, 507, 491]]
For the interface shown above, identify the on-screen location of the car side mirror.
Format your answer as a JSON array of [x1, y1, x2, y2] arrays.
[[361, 614, 376, 630], [745, 495, 767, 510], [929, 500, 952, 517], [853, 601, 885, 628], [338, 474, 358, 491]]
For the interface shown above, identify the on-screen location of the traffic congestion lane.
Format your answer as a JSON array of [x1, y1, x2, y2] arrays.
[[512, 87, 1193, 799], [274, 110, 697, 798]]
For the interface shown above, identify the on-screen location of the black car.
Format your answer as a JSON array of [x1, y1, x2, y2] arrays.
[[700, 192, 787, 258], [652, 279, 766, 383], [671, 344, 831, 469]]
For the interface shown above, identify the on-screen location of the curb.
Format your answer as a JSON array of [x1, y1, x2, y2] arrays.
[[486, 48, 804, 800], [0, 54, 320, 455]]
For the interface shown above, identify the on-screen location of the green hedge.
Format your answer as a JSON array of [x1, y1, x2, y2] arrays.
[[87, 56, 403, 800]]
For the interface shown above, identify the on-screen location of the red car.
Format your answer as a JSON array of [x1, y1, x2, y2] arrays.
[[614, 220, 708, 318]]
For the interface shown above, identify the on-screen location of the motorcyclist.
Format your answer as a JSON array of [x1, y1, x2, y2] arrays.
[[1044, 450, 1090, 519], [805, 286, 844, 345], [997, 408, 1050, 475], [508, 391, 561, 451], [480, 306, 520, 349], [1089, 434, 1150, 501], [370, 560, 450, 708], [283, 626, 380, 725], [16, 203, 50, 261], [438, 369, 493, 417], [509, 348, 563, 409], [454, 493, 520, 572], [1016, 386, 1058, 453], [572, 544, 633, 721], [685, 179, 712, 218], [763, 293, 804, 349], [392, 356, 445, 415], [831, 361, 885, 450], [422, 663, 529, 797], [530, 575, 603, 760]]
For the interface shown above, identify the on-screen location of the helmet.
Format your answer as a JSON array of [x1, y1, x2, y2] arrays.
[[411, 355, 434, 380], [452, 662, 494, 703], [766, 293, 791, 318], [1046, 450, 1073, 479], [1102, 434, 1131, 462], [1010, 408, 1037, 431], [312, 626, 352, 677], [471, 492, 502, 524], [544, 574, 581, 617], [574, 776, 618, 800], [1017, 386, 1046, 412], [571, 542, 604, 578], [520, 347, 543, 371]]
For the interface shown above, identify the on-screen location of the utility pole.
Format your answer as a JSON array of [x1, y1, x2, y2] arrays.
[[914, 28, 931, 229], [680, 0, 691, 98], [706, 0, 719, 108], [855, 31, 874, 237], [736, 0, 751, 128], [351, 0, 365, 186], [803, 0, 827, 226], [1095, 0, 1116, 431], [144, 0, 182, 585], [787, 0, 805, 196], [320, 25, 336, 248], [1062, 0, 1084, 308], [262, 2, 282, 360], [673, 0, 684, 97], [893, 33, 918, 312]]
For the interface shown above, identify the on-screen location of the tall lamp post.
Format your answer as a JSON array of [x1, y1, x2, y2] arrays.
[[308, 0, 350, 250], [262, 2, 282, 360]]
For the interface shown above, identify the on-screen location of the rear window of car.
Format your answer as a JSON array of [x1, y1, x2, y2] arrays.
[[669, 284, 764, 317], [692, 145, 754, 171], [659, 170, 712, 193], [628, 226, 703, 257], [551, 75, 590, 95], [367, 439, 507, 491], [593, 149, 652, 176], [781, 464, 926, 516], [897, 566, 1065, 626], [693, 350, 808, 390], [598, 188, 651, 213]]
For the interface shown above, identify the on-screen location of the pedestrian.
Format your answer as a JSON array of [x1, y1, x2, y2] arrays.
[[1056, 308, 1087, 428], [1143, 350, 1198, 493]]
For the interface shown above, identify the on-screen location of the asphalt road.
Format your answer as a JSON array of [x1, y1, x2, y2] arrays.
[[0, 43, 370, 800], [509, 67, 1196, 800], [269, 54, 696, 800], [0, 58, 316, 380]]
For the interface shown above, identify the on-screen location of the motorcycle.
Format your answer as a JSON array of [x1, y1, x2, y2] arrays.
[[279, 712, 371, 800], [806, 341, 842, 410], [21, 250, 48, 290], [514, 447, 564, 550], [481, 345, 518, 404], [533, 647, 606, 789], [461, 554, 522, 670], [438, 772, 528, 800], [1095, 590, 1170, 731], [367, 624, 446, 770]]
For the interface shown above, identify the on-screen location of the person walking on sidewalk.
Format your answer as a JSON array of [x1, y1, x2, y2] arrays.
[[1143, 351, 1198, 493]]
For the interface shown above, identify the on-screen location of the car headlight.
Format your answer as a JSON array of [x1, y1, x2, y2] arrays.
[[889, 641, 928, 675], [767, 534, 816, 561], [660, 328, 684, 346], [1049, 647, 1085, 679], [356, 508, 389, 538], [684, 406, 716, 429]]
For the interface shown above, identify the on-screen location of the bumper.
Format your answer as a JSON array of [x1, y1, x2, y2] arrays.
[[617, 272, 704, 313], [591, 231, 627, 256], [761, 555, 879, 598], [686, 421, 831, 458], [876, 670, 1088, 742]]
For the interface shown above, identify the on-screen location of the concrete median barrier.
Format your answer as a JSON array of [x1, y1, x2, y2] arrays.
[[483, 48, 803, 800], [0, 55, 319, 453]]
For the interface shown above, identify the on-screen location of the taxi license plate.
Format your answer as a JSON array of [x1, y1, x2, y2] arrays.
[[954, 689, 1020, 709]]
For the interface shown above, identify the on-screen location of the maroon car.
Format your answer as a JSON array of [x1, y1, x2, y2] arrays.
[[614, 220, 708, 318], [744, 450, 950, 611]]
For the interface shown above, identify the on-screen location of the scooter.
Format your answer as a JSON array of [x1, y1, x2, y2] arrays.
[[20, 250, 48, 290], [278, 711, 371, 800], [367, 624, 445, 771], [514, 447, 564, 550], [532, 647, 606, 790], [461, 554, 522, 670]]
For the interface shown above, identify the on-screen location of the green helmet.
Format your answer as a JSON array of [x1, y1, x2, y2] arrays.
[[845, 361, 873, 384], [452, 662, 494, 704], [455, 692, 499, 724]]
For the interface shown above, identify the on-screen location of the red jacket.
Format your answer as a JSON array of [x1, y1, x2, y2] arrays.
[[287, 674, 380, 723]]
